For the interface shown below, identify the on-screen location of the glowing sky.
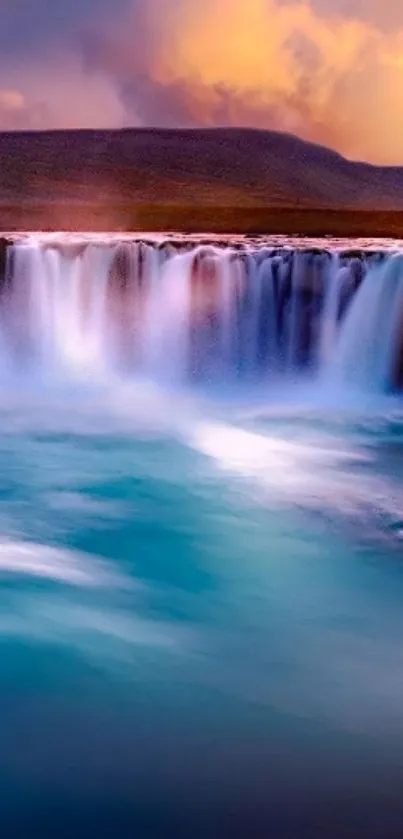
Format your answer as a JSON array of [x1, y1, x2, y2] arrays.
[[1, 0, 402, 163]]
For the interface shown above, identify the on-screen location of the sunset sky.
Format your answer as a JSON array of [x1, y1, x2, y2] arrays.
[[1, 0, 402, 164]]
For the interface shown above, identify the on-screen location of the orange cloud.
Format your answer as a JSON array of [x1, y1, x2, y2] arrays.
[[85, 0, 403, 164]]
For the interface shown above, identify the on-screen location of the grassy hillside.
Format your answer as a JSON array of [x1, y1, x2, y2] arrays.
[[0, 127, 402, 208], [1, 127, 403, 233]]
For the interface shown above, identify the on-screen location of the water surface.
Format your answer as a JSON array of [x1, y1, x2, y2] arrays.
[[0, 378, 402, 837]]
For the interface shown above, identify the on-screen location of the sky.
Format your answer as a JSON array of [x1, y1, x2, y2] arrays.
[[0, 0, 402, 164]]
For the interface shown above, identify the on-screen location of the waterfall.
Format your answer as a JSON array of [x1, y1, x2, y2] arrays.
[[331, 255, 403, 391], [0, 236, 402, 392]]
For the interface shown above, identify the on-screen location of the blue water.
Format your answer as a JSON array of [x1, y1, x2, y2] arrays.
[[1, 379, 403, 837]]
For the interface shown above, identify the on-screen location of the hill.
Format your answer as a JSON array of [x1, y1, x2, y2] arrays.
[[1, 127, 403, 232]]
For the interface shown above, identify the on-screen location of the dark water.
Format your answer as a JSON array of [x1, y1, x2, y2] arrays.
[[0, 379, 402, 837]]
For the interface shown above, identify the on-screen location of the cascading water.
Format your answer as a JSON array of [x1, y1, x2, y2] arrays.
[[0, 236, 402, 391], [331, 254, 403, 391]]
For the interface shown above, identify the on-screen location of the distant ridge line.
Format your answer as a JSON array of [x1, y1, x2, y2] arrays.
[[0, 128, 402, 232]]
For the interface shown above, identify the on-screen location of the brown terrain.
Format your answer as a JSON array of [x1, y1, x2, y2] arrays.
[[1, 127, 403, 234]]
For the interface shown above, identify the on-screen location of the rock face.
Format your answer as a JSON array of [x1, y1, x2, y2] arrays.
[[393, 332, 403, 389], [0, 237, 12, 293]]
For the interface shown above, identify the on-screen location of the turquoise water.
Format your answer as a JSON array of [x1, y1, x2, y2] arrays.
[[0, 379, 403, 836]]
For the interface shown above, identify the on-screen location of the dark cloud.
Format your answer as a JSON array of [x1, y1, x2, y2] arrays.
[[117, 76, 304, 132], [0, 0, 129, 55]]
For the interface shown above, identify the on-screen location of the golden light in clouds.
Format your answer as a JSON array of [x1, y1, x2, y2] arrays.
[[95, 0, 403, 164], [2, 0, 403, 163], [170, 0, 368, 127]]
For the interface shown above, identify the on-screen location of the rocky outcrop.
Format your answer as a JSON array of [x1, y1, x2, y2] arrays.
[[0, 237, 12, 294]]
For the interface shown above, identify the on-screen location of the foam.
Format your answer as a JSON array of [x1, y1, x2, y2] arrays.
[[192, 419, 403, 528], [0, 541, 127, 588]]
